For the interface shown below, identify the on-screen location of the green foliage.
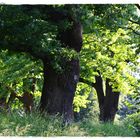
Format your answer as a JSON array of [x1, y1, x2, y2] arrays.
[[119, 92, 140, 117], [124, 112, 140, 136], [0, 50, 42, 84], [0, 84, 9, 99], [42, 43, 79, 72], [0, 50, 43, 108], [80, 4, 139, 81], [74, 83, 93, 112], [0, 5, 80, 73], [81, 24, 139, 94], [118, 78, 140, 119]]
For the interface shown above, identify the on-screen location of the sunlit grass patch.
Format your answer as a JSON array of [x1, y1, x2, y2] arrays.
[[0, 111, 137, 136]]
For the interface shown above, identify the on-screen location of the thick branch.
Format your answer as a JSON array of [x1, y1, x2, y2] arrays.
[[129, 19, 140, 25], [79, 76, 105, 104], [135, 4, 140, 10], [0, 41, 49, 61], [127, 27, 140, 36], [79, 77, 96, 87]]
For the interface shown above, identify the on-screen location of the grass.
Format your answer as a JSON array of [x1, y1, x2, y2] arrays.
[[0, 111, 137, 136]]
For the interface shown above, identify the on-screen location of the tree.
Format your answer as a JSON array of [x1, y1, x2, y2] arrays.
[[79, 4, 139, 122], [0, 5, 83, 124]]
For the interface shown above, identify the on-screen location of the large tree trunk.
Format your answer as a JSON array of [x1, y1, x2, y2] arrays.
[[95, 76, 120, 123], [40, 21, 82, 124], [40, 60, 80, 124]]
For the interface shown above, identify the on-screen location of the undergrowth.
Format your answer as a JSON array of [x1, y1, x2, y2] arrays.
[[0, 111, 137, 136]]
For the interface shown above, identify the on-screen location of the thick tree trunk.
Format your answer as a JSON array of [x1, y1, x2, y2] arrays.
[[95, 76, 120, 123], [40, 21, 82, 124], [40, 60, 80, 124]]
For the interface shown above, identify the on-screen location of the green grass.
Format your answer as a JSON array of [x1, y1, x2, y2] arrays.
[[0, 111, 137, 136]]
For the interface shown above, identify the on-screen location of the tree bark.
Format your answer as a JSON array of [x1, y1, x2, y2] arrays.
[[79, 75, 120, 123], [94, 75, 105, 121], [102, 79, 120, 122], [99, 79, 120, 122], [94, 76, 120, 123], [40, 60, 80, 124]]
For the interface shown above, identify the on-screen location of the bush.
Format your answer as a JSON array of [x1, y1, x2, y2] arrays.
[[124, 112, 140, 136], [118, 93, 140, 119]]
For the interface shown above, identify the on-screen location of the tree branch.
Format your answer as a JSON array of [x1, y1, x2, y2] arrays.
[[79, 77, 96, 88], [0, 41, 50, 61], [129, 19, 140, 25], [127, 27, 140, 36], [118, 26, 140, 36], [135, 4, 140, 10]]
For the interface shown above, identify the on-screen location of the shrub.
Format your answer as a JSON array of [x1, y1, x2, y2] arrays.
[[124, 112, 140, 136]]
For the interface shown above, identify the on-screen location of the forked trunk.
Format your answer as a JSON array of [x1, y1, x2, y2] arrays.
[[95, 76, 120, 123], [101, 79, 120, 122]]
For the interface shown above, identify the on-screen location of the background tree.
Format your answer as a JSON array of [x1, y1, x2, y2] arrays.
[[79, 4, 139, 122]]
